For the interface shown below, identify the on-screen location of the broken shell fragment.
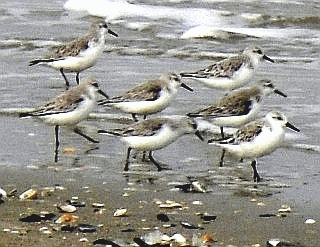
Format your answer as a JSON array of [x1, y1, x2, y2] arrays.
[[19, 188, 38, 200], [171, 233, 187, 246], [0, 188, 7, 198], [305, 219, 316, 224], [57, 202, 77, 213], [77, 224, 97, 233], [267, 239, 305, 247], [181, 221, 201, 229], [159, 201, 183, 209], [278, 205, 291, 213], [92, 203, 105, 208], [113, 208, 127, 217], [55, 214, 79, 224]]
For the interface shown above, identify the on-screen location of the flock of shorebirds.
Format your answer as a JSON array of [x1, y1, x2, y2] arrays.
[[22, 18, 300, 182]]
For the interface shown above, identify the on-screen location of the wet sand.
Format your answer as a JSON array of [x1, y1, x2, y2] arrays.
[[0, 145, 319, 247]]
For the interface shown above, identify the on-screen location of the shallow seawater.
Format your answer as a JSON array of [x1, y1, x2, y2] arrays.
[[0, 0, 319, 246]]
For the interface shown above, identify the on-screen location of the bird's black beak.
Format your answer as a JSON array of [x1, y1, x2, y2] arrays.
[[181, 82, 194, 92], [274, 89, 287, 98], [263, 54, 274, 63], [98, 89, 109, 99], [107, 29, 118, 37], [285, 122, 300, 132], [195, 130, 204, 141]]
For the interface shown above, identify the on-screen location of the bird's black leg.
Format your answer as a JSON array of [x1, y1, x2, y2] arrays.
[[76, 72, 80, 84], [124, 147, 132, 171], [219, 149, 226, 167], [143, 115, 147, 120], [220, 126, 225, 139], [54, 125, 60, 162], [250, 160, 261, 182], [60, 68, 70, 90], [74, 128, 99, 143], [148, 151, 163, 172]]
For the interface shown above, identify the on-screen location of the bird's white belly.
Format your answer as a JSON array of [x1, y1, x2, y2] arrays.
[[221, 127, 285, 159], [41, 99, 96, 126], [123, 128, 179, 151], [113, 91, 172, 115], [213, 104, 260, 127], [197, 67, 253, 90], [48, 45, 104, 72]]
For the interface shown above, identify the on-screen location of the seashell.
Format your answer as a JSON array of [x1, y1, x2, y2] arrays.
[[171, 233, 187, 246], [0, 188, 7, 198], [19, 188, 38, 200], [57, 202, 77, 213], [278, 205, 291, 213], [191, 181, 206, 193], [113, 208, 127, 217], [79, 238, 89, 242], [66, 200, 86, 207], [201, 233, 216, 243], [305, 218, 316, 224], [180, 222, 201, 229], [92, 203, 105, 208], [267, 239, 304, 247], [159, 201, 183, 209], [77, 224, 97, 233], [55, 214, 79, 224]]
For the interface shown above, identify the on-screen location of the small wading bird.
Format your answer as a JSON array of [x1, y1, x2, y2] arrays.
[[99, 73, 193, 122], [180, 46, 274, 91], [29, 20, 118, 89], [20, 78, 109, 162], [208, 111, 300, 182], [187, 79, 287, 139], [98, 116, 204, 171]]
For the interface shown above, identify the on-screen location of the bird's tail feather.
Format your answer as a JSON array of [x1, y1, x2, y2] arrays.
[[29, 58, 58, 66]]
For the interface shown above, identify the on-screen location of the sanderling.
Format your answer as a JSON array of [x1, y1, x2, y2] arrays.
[[98, 116, 203, 171], [187, 79, 287, 138], [180, 46, 274, 91], [99, 73, 193, 121], [20, 78, 109, 162], [208, 111, 300, 182], [29, 20, 118, 89]]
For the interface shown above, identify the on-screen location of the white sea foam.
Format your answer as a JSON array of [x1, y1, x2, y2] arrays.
[[64, 0, 225, 27], [181, 26, 250, 39]]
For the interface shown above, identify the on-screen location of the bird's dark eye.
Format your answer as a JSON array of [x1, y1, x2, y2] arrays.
[[192, 123, 197, 129], [92, 82, 99, 88], [256, 49, 263, 54], [275, 116, 283, 120]]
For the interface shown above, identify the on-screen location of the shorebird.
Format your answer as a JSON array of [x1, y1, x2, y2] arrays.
[[20, 78, 109, 162], [98, 116, 204, 171], [99, 73, 193, 121], [187, 79, 287, 138], [208, 111, 300, 182], [180, 46, 274, 91], [29, 20, 118, 89]]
